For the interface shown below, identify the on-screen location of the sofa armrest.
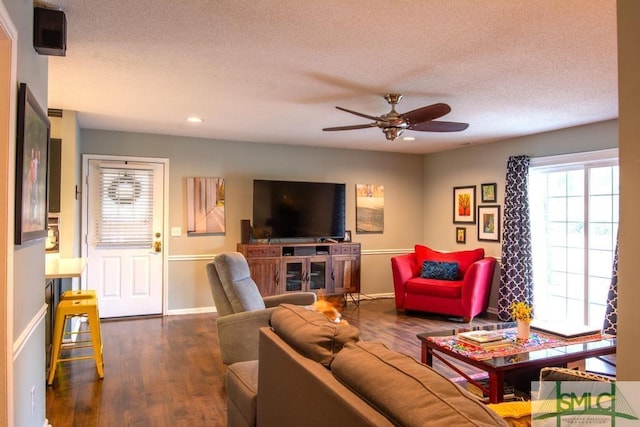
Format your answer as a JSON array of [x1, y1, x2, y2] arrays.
[[263, 292, 317, 308], [391, 253, 417, 309], [216, 307, 279, 365], [460, 257, 497, 314]]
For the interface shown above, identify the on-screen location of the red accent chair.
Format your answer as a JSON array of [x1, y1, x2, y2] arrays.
[[391, 245, 497, 322]]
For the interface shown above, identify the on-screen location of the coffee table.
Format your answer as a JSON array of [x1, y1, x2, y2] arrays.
[[417, 322, 616, 403]]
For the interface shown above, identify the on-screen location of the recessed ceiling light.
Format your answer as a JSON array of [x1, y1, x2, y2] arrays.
[[402, 136, 415, 141], [187, 116, 203, 123]]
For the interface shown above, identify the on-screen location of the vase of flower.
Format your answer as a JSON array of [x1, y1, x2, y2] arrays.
[[517, 320, 531, 340], [510, 301, 533, 341]]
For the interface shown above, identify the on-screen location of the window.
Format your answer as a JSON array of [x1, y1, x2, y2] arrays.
[[93, 165, 154, 247], [529, 149, 618, 327]]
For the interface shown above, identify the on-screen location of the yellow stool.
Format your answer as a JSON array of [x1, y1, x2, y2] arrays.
[[47, 299, 104, 385], [61, 289, 97, 301]]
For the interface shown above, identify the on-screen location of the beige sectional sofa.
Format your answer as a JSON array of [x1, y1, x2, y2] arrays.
[[226, 303, 510, 426]]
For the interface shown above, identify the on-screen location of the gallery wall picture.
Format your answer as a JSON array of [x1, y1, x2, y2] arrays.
[[453, 185, 476, 224], [186, 177, 226, 234], [478, 205, 501, 242], [356, 184, 384, 233], [481, 183, 497, 203]]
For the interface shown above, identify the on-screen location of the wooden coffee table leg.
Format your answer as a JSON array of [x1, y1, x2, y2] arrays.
[[489, 371, 505, 404], [422, 341, 433, 366]]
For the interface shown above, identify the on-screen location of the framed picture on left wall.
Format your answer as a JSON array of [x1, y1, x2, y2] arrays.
[[15, 83, 50, 244]]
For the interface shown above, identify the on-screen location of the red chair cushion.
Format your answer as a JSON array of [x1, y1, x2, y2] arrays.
[[414, 245, 484, 277], [406, 277, 462, 298]]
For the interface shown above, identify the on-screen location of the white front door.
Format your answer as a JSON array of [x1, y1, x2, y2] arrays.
[[83, 158, 166, 318]]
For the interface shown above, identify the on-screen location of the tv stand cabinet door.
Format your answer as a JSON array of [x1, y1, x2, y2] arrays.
[[246, 258, 281, 297], [332, 254, 360, 294], [283, 257, 306, 293], [308, 255, 331, 294]]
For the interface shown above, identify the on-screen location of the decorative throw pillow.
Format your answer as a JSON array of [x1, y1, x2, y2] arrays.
[[414, 245, 484, 277], [420, 260, 459, 281]]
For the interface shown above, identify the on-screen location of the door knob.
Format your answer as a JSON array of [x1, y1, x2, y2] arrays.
[[153, 232, 162, 252]]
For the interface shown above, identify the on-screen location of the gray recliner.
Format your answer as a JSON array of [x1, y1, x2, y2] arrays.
[[207, 252, 316, 365]]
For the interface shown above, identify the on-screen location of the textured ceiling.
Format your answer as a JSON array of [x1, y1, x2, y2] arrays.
[[45, 0, 618, 154]]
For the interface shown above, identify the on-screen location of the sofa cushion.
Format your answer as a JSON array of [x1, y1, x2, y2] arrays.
[[415, 245, 484, 277], [421, 260, 459, 281], [331, 341, 508, 427], [270, 303, 360, 367], [214, 252, 266, 313], [406, 277, 462, 298], [226, 360, 259, 427]]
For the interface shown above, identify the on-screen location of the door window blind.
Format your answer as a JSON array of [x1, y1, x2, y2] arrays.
[[94, 166, 154, 247]]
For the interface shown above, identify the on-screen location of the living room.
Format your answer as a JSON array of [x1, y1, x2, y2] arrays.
[[2, 1, 640, 427]]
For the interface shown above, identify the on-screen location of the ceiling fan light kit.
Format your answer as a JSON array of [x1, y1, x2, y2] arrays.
[[323, 93, 469, 141]]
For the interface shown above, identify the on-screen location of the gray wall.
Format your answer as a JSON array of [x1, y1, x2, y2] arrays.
[[80, 120, 618, 316], [423, 120, 618, 310], [4, 0, 50, 425], [80, 130, 425, 310]]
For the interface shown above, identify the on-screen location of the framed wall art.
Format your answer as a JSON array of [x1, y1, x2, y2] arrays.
[[453, 185, 476, 224], [481, 182, 497, 203], [478, 205, 501, 242], [186, 177, 226, 235], [356, 183, 384, 233], [15, 83, 50, 245], [455, 227, 466, 244]]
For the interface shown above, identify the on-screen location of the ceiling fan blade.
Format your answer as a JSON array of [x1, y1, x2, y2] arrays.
[[401, 103, 451, 125], [323, 123, 377, 131], [408, 120, 469, 132], [335, 106, 383, 122]]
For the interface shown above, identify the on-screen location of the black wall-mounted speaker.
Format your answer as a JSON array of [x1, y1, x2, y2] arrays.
[[33, 7, 67, 56], [241, 220, 252, 244]]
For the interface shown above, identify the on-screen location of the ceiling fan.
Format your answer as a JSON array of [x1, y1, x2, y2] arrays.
[[322, 93, 469, 141]]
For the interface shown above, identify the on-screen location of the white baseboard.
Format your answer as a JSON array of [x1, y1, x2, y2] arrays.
[[357, 292, 395, 300], [167, 306, 217, 316]]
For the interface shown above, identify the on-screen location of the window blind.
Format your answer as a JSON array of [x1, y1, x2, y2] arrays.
[[94, 166, 154, 247]]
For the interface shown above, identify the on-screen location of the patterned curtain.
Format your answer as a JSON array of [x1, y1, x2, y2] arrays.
[[602, 234, 618, 335], [498, 155, 533, 321]]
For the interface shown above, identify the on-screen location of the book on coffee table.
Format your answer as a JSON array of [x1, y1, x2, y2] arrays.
[[457, 330, 505, 343], [457, 335, 514, 350]]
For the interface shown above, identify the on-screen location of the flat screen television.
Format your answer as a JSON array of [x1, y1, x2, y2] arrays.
[[252, 179, 346, 240]]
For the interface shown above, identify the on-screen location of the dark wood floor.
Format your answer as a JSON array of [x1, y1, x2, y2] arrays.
[[45, 297, 613, 426]]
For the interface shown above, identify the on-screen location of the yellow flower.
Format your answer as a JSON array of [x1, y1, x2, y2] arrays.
[[510, 301, 533, 322]]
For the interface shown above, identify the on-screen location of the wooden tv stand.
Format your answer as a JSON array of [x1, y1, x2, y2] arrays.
[[237, 242, 360, 302]]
